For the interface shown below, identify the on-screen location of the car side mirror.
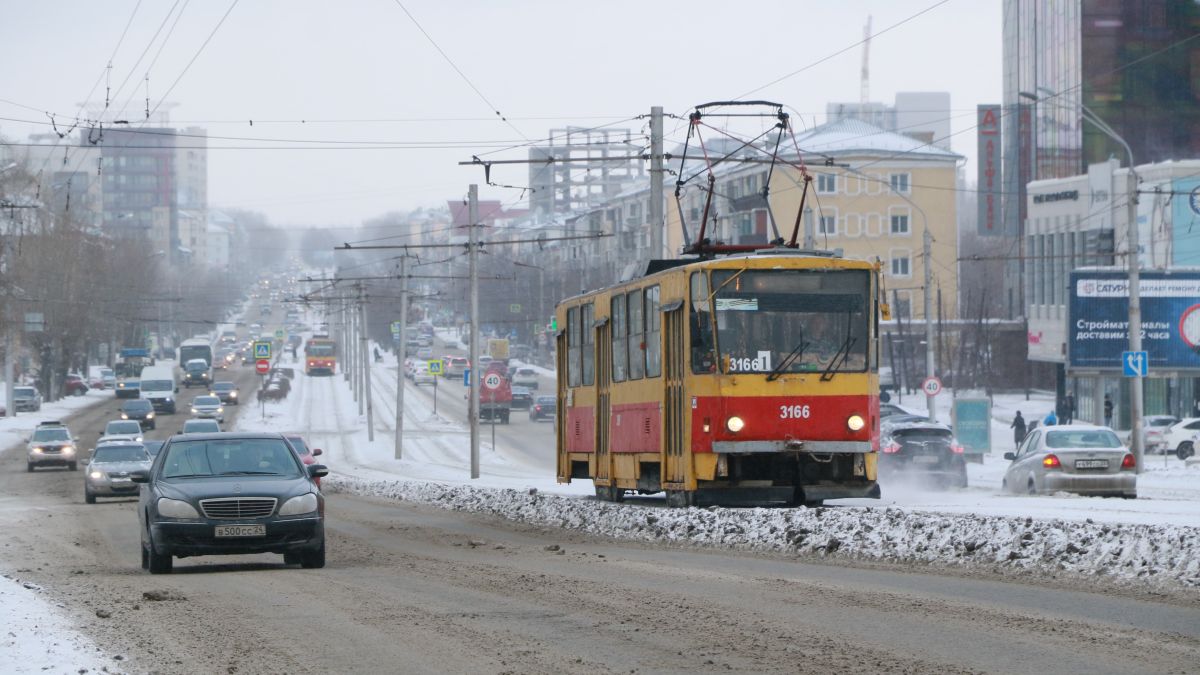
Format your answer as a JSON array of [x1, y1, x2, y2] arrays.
[[129, 470, 150, 484], [312, 448, 322, 456], [1003, 452, 1016, 461], [307, 464, 329, 478]]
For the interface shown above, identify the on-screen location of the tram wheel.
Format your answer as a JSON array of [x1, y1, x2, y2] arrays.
[[664, 490, 695, 508], [594, 485, 625, 502]]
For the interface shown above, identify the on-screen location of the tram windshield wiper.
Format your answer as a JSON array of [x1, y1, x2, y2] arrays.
[[820, 335, 857, 382], [766, 340, 807, 382]]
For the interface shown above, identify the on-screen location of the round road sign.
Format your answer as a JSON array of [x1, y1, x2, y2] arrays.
[[483, 372, 502, 390], [255, 359, 270, 375], [921, 376, 943, 397]]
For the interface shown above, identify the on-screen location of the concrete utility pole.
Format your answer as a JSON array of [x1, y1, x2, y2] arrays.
[[468, 184, 481, 479], [359, 284, 374, 442], [1124, 162, 1145, 472], [649, 106, 665, 260], [924, 228, 937, 422], [394, 255, 408, 460]]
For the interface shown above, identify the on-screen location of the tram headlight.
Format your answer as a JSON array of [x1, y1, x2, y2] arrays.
[[847, 414, 865, 431], [726, 416, 745, 433]]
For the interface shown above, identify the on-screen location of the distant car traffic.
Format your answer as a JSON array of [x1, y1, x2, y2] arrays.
[[510, 367, 539, 390], [443, 356, 469, 379], [210, 381, 240, 405], [1160, 417, 1200, 458], [412, 363, 436, 386], [120, 398, 157, 430], [190, 395, 225, 422], [1120, 415, 1180, 455], [182, 359, 211, 388], [26, 421, 78, 471], [510, 385, 533, 410], [62, 374, 89, 396], [103, 419, 145, 442], [529, 395, 556, 422], [1003, 425, 1136, 498], [84, 441, 150, 503], [180, 419, 221, 434], [135, 433, 328, 573], [283, 433, 323, 488]]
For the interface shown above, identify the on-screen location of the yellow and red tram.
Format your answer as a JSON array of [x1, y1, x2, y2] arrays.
[[555, 248, 883, 507]]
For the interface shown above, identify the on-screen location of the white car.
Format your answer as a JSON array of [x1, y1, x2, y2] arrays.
[[1160, 417, 1200, 458], [190, 395, 225, 423], [416, 346, 433, 359], [102, 420, 144, 443], [1119, 415, 1179, 454], [412, 363, 436, 386], [510, 367, 539, 390]]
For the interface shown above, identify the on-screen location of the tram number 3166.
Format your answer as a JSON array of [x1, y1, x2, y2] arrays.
[[779, 404, 811, 420]]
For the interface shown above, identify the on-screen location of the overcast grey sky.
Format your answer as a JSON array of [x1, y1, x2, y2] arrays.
[[0, 0, 1000, 229]]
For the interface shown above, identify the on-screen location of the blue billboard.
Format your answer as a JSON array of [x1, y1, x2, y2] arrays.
[[1068, 271, 1200, 371], [1171, 178, 1200, 267]]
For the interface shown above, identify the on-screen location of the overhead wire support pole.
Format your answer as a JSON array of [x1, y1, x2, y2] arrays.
[[360, 283, 374, 442], [395, 255, 408, 460], [649, 105, 665, 260], [468, 184, 481, 480]]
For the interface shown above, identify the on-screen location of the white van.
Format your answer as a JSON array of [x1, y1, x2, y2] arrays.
[[138, 365, 178, 414]]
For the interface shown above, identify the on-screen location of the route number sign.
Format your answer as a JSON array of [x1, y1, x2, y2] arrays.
[[921, 376, 943, 397], [483, 372, 502, 390], [255, 359, 270, 375]]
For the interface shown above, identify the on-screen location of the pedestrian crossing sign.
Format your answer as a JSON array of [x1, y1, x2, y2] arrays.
[[254, 341, 272, 360], [428, 359, 443, 375]]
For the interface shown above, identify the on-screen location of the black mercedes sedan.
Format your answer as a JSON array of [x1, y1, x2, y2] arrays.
[[133, 432, 328, 574]]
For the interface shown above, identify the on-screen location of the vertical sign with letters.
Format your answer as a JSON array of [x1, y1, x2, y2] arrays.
[[977, 104, 1002, 236]]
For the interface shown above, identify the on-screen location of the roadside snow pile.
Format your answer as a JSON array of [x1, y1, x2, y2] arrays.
[[326, 475, 1200, 588], [0, 573, 114, 673]]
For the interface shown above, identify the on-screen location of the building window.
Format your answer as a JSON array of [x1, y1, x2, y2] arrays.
[[889, 214, 910, 235], [890, 173, 910, 193], [817, 173, 837, 194], [893, 290, 913, 319], [818, 214, 837, 236], [890, 250, 911, 277]]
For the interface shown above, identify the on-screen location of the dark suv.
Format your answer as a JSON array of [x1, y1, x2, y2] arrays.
[[120, 399, 157, 430], [879, 419, 967, 488]]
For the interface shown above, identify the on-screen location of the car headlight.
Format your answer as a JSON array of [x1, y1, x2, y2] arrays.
[[847, 414, 865, 431], [157, 498, 200, 519], [31, 447, 44, 454], [146, 412, 155, 419], [229, 392, 237, 398], [191, 408, 198, 414], [217, 407, 224, 413], [121, 413, 129, 419], [89, 470, 105, 480], [62, 446, 75, 455], [278, 493, 318, 516], [726, 416, 745, 433]]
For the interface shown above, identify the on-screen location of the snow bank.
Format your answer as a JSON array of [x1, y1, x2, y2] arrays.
[[0, 574, 114, 673], [325, 474, 1200, 589]]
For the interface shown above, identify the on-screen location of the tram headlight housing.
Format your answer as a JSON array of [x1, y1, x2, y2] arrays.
[[847, 414, 865, 432], [726, 416, 745, 433]]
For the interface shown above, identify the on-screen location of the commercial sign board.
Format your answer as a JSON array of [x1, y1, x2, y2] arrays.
[[1170, 177, 1200, 268], [1068, 270, 1200, 371], [976, 104, 1001, 236], [951, 398, 991, 456]]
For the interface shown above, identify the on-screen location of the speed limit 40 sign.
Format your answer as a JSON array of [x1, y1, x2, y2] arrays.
[[483, 372, 502, 390], [921, 376, 943, 397]]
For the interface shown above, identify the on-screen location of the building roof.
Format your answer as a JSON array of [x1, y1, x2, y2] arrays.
[[794, 118, 961, 160]]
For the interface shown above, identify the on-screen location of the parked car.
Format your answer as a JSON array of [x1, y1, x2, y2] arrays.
[[134, 432, 328, 573], [510, 385, 533, 410], [27, 421, 79, 471], [180, 419, 221, 434], [12, 386, 42, 412], [529, 395, 556, 422], [1002, 425, 1136, 498], [84, 441, 151, 503], [190, 395, 225, 422], [510, 367, 539, 390], [210, 381, 240, 405], [1119, 415, 1179, 454], [120, 398, 157, 430], [62, 373, 89, 396], [1161, 417, 1200, 458], [878, 418, 967, 488], [102, 419, 145, 442]]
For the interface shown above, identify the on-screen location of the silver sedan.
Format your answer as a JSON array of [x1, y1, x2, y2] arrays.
[[190, 395, 225, 423], [1002, 425, 1136, 498]]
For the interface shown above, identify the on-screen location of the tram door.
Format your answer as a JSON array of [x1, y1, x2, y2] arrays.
[[555, 329, 569, 481], [594, 320, 613, 485], [663, 304, 687, 487]]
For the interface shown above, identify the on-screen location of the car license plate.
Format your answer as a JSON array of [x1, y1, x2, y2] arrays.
[[111, 477, 131, 484], [1074, 459, 1109, 470], [912, 455, 940, 464], [214, 524, 266, 538]]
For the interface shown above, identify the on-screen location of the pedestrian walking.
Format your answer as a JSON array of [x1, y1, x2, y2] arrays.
[[1011, 411, 1027, 449], [1103, 394, 1114, 428], [1064, 393, 1076, 425], [1044, 409, 1058, 427]]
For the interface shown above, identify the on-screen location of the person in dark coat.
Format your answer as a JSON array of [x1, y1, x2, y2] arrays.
[[1011, 411, 1027, 449], [1064, 393, 1076, 425], [1103, 394, 1114, 428]]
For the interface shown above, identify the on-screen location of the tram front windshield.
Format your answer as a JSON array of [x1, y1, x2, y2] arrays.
[[692, 269, 870, 375]]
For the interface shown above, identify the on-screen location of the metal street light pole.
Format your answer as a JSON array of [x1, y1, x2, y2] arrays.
[[1021, 88, 1144, 471]]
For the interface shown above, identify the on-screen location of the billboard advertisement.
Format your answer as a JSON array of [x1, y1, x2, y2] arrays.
[[976, 105, 1001, 236], [1068, 270, 1200, 371], [952, 398, 991, 456], [1170, 177, 1200, 267]]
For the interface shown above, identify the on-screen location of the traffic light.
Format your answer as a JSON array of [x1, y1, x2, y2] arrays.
[[549, 317, 557, 332]]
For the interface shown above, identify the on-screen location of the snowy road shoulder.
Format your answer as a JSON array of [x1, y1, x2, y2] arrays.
[[0, 573, 113, 674], [326, 474, 1200, 590]]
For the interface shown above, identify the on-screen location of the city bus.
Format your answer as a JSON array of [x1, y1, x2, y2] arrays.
[[178, 338, 214, 368]]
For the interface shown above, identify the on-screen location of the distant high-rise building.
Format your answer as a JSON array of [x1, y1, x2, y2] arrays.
[[825, 92, 952, 150]]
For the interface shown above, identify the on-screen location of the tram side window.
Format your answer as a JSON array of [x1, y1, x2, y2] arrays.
[[611, 295, 627, 382], [645, 285, 661, 377], [690, 273, 715, 373], [581, 303, 595, 386], [628, 289, 645, 380], [567, 306, 580, 387]]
